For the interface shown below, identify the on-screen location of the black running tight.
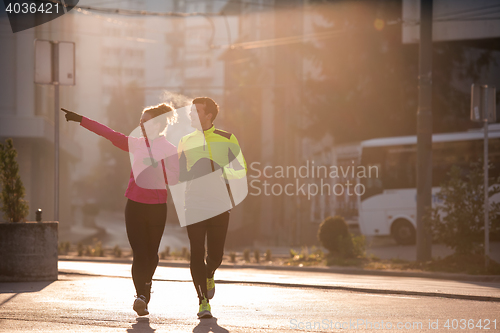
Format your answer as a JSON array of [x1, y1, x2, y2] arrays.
[[125, 199, 166, 301], [187, 211, 230, 303]]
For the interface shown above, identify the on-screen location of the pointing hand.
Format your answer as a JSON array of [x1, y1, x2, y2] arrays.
[[61, 108, 83, 123]]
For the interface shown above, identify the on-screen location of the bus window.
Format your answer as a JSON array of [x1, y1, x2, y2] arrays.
[[432, 138, 500, 186], [360, 146, 384, 200], [384, 146, 416, 190]]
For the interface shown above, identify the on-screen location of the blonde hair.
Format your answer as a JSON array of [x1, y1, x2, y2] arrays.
[[142, 103, 178, 135]]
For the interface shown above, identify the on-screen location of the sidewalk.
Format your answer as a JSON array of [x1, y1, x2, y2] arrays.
[[58, 259, 500, 302]]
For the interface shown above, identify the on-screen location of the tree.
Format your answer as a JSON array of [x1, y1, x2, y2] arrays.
[[302, 0, 498, 144], [303, 0, 415, 143], [0, 138, 29, 222], [427, 163, 500, 255]]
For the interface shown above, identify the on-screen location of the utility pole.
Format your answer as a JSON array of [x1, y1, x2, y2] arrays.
[[416, 0, 433, 262]]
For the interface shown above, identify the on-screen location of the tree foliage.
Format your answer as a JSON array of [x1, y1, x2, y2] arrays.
[[303, 0, 497, 143], [427, 163, 500, 255], [0, 138, 29, 222]]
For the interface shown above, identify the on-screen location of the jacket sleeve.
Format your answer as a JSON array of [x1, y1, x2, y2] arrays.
[[177, 138, 191, 182], [162, 142, 180, 186], [223, 134, 247, 180], [80, 116, 131, 152]]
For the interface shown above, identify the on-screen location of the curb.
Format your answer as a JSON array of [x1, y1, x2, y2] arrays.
[[58, 256, 500, 283], [212, 280, 500, 303], [58, 270, 500, 304]]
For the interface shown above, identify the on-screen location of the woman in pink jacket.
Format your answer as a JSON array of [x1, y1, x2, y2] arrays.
[[62, 104, 179, 317]]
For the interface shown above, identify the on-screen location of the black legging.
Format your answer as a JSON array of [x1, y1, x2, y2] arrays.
[[187, 211, 230, 303], [125, 199, 167, 302]]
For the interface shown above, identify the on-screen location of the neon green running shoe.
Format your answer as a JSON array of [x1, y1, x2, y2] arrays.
[[206, 277, 215, 299], [197, 297, 212, 319]]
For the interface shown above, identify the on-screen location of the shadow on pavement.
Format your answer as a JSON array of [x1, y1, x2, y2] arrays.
[[127, 317, 156, 333], [0, 280, 54, 294], [0, 280, 55, 307], [193, 317, 229, 333]]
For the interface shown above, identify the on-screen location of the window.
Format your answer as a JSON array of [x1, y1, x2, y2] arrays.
[[384, 145, 416, 190]]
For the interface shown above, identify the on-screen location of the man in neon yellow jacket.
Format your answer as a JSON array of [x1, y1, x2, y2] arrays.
[[177, 97, 247, 319]]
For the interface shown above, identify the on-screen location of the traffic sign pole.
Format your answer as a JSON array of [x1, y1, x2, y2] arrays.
[[484, 115, 489, 269], [53, 41, 60, 222], [471, 84, 496, 270]]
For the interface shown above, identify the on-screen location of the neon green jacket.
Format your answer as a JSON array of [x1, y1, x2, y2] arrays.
[[177, 126, 247, 182]]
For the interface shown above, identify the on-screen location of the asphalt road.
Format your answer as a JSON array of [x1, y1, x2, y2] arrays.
[[0, 262, 499, 332]]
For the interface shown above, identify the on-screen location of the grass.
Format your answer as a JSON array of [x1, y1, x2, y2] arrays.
[[285, 247, 325, 266], [284, 246, 500, 275], [331, 253, 500, 275], [401, 254, 500, 275]]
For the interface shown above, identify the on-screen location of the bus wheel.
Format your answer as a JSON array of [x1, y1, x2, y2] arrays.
[[391, 219, 416, 245]]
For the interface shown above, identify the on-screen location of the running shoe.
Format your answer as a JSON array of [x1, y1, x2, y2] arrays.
[[133, 295, 149, 316], [206, 277, 215, 299], [197, 297, 212, 319]]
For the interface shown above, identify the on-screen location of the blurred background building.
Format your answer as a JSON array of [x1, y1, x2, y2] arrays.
[[1, 0, 499, 249]]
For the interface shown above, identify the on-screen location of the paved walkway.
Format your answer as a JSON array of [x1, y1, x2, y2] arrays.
[[59, 260, 500, 302]]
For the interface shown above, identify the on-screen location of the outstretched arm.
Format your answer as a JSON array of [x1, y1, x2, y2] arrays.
[[61, 108, 130, 152]]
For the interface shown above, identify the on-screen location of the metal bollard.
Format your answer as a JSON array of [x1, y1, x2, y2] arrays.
[[36, 209, 42, 222]]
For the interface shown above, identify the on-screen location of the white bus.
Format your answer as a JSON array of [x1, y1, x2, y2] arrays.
[[357, 127, 500, 245]]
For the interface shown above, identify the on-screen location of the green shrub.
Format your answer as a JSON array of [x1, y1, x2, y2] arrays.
[[426, 163, 500, 255], [243, 249, 250, 262], [81, 239, 104, 257], [287, 246, 325, 266], [113, 245, 122, 258], [0, 139, 29, 222], [160, 246, 170, 259], [77, 242, 84, 256], [93, 240, 104, 257], [265, 249, 272, 261], [254, 249, 260, 263], [181, 247, 190, 260], [351, 235, 366, 257], [58, 241, 71, 255], [229, 252, 236, 263], [318, 215, 355, 258]]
